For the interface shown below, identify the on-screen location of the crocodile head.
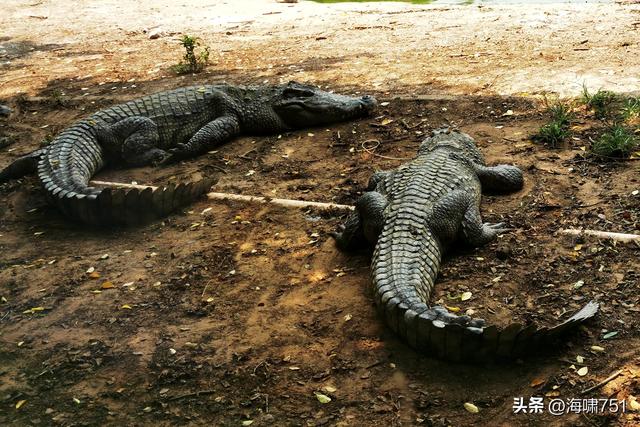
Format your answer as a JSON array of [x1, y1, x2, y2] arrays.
[[0, 104, 11, 118], [419, 128, 486, 164], [270, 82, 377, 129]]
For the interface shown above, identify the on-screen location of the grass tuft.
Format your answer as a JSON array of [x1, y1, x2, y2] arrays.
[[621, 97, 640, 124], [590, 124, 638, 159], [581, 85, 618, 120], [534, 102, 574, 147]]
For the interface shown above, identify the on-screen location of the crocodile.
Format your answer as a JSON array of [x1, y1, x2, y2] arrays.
[[0, 82, 376, 225], [333, 129, 598, 362], [0, 105, 10, 118], [0, 105, 11, 149]]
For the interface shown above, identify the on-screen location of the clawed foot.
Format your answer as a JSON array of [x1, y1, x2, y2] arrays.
[[430, 305, 485, 333], [157, 143, 190, 165], [155, 144, 190, 166], [330, 224, 345, 236], [482, 222, 512, 236], [328, 224, 345, 242], [169, 143, 189, 157], [150, 150, 174, 167]]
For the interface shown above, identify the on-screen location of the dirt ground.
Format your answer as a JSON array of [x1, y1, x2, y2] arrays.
[[1, 1, 640, 426]]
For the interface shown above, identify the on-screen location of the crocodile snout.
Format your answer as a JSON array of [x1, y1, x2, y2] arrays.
[[0, 105, 11, 118], [360, 95, 378, 114]]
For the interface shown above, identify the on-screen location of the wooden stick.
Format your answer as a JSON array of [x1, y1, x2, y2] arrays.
[[89, 180, 354, 211], [559, 229, 640, 243], [206, 192, 354, 211], [90, 180, 153, 190], [580, 369, 623, 395]]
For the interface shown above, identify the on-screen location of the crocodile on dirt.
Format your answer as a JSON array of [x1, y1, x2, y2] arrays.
[[0, 104, 11, 149], [0, 82, 376, 225], [0, 105, 10, 118], [333, 129, 598, 362]]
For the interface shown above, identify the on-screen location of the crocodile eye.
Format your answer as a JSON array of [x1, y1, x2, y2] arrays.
[[283, 88, 315, 98]]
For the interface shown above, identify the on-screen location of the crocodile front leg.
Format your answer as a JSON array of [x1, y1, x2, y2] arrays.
[[431, 189, 509, 247], [366, 170, 393, 191], [461, 199, 510, 247], [473, 164, 524, 194], [169, 115, 241, 160]]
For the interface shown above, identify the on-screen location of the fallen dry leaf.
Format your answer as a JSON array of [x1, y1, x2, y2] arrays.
[[315, 392, 332, 404], [530, 377, 546, 388], [464, 402, 479, 413], [101, 281, 114, 289]]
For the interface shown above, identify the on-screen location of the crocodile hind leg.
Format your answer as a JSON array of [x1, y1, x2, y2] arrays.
[[460, 197, 510, 247], [473, 164, 524, 194], [333, 191, 387, 250], [95, 116, 170, 166], [0, 149, 44, 183], [432, 189, 509, 247], [119, 118, 170, 166], [168, 115, 241, 160]]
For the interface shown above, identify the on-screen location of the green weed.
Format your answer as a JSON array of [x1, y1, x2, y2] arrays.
[[49, 89, 67, 107], [172, 35, 210, 75], [581, 85, 618, 120], [534, 102, 574, 147], [621, 97, 640, 123], [590, 124, 638, 159], [40, 134, 55, 147]]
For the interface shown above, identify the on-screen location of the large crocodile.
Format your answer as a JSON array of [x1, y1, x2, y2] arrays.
[[333, 129, 598, 362], [0, 105, 10, 118], [0, 105, 11, 149], [0, 82, 376, 225]]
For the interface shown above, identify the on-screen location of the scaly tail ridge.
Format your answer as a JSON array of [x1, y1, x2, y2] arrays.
[[37, 121, 216, 225], [375, 229, 600, 362]]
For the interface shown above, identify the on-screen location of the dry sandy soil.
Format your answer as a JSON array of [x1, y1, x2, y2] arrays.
[[1, 1, 640, 426]]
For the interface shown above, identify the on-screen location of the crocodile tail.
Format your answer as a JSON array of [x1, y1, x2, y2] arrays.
[[37, 121, 216, 225], [374, 228, 600, 362], [372, 225, 445, 354], [0, 149, 45, 183]]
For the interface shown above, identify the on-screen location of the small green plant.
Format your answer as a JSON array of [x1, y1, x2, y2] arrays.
[[621, 97, 640, 123], [40, 134, 55, 147], [49, 89, 67, 107], [590, 124, 638, 159], [581, 85, 618, 120], [548, 103, 573, 128], [534, 102, 574, 147], [172, 35, 210, 75]]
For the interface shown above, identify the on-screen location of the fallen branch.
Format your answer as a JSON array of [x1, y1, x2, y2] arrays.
[[559, 229, 640, 243], [580, 369, 623, 395], [207, 192, 354, 211], [90, 180, 153, 190], [89, 180, 354, 211]]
